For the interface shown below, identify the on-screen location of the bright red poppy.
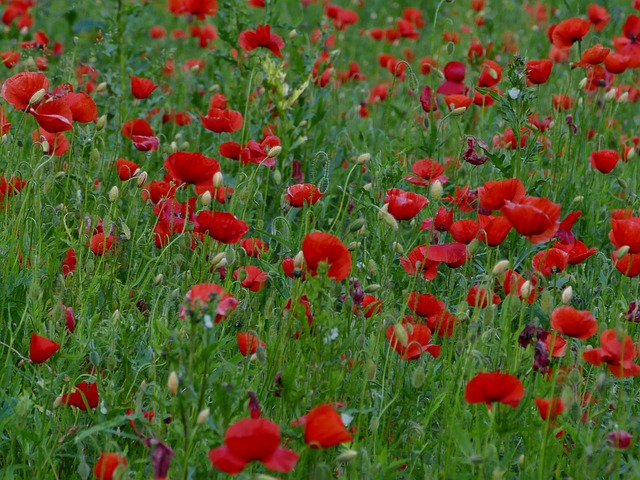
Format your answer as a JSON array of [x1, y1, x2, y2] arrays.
[[63, 91, 98, 123], [449, 219, 480, 244], [61, 248, 76, 276], [386, 321, 441, 360], [130, 76, 157, 99], [302, 232, 351, 281], [239, 238, 268, 257], [583, 329, 640, 377], [525, 59, 553, 85], [121, 118, 159, 151], [464, 371, 524, 409], [384, 188, 428, 220], [286, 184, 323, 208], [407, 292, 445, 318], [615, 15, 640, 68], [164, 151, 220, 187], [587, 4, 611, 31], [209, 417, 298, 474], [501, 196, 561, 244], [29, 333, 60, 363], [552, 18, 590, 50], [466, 286, 500, 309], [238, 24, 285, 57], [33, 128, 70, 156], [477, 214, 512, 247], [90, 233, 115, 255], [404, 159, 448, 187], [195, 210, 249, 244], [610, 216, 640, 254], [237, 332, 265, 356], [532, 248, 569, 276], [93, 453, 127, 480], [304, 404, 353, 448], [182, 283, 238, 323], [589, 149, 619, 174], [233, 265, 268, 292], [399, 245, 440, 280], [168, 0, 217, 19], [550, 306, 598, 340], [62, 381, 99, 410], [201, 107, 243, 133], [478, 178, 526, 211], [534, 397, 565, 421], [1, 71, 49, 110], [30, 98, 73, 133], [115, 158, 140, 181]]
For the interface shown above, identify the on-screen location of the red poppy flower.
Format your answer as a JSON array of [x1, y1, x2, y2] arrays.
[[535, 397, 565, 421], [449, 219, 480, 244], [419, 85, 438, 112], [195, 210, 249, 244], [407, 292, 445, 318], [62, 381, 99, 410], [237, 333, 265, 356], [325, 4, 359, 29], [525, 59, 553, 84], [201, 107, 243, 133], [63, 92, 98, 123], [90, 233, 115, 255], [443, 94, 472, 112], [404, 159, 448, 186], [33, 128, 70, 156], [121, 118, 159, 151], [286, 183, 323, 208], [427, 310, 458, 338], [164, 151, 220, 187], [587, 4, 611, 32], [477, 60, 502, 88], [589, 149, 619, 174], [130, 76, 158, 99], [304, 404, 353, 448], [466, 286, 501, 309], [604, 52, 629, 74], [29, 333, 60, 363], [551, 306, 598, 340], [233, 265, 268, 292], [61, 248, 76, 276], [615, 15, 640, 68], [302, 232, 351, 282], [552, 18, 590, 50], [423, 242, 470, 268], [30, 98, 73, 133], [384, 188, 428, 220], [115, 159, 140, 181], [168, 0, 217, 19], [607, 430, 633, 449], [532, 248, 569, 276], [93, 453, 127, 480], [477, 214, 512, 247], [501, 196, 561, 244], [583, 329, 640, 377], [238, 24, 285, 57], [399, 245, 440, 281], [182, 283, 238, 323], [1, 71, 49, 110], [357, 295, 382, 318], [574, 44, 610, 67], [239, 238, 268, 257], [553, 239, 596, 265], [503, 269, 538, 304], [386, 322, 441, 360], [464, 371, 524, 409], [209, 417, 298, 474]]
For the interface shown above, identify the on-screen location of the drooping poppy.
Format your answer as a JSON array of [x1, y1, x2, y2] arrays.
[[182, 283, 238, 323], [285, 184, 323, 208], [550, 306, 598, 340], [209, 417, 298, 475], [464, 371, 524, 409], [195, 210, 249, 244], [384, 188, 428, 220], [29, 333, 60, 363], [304, 404, 353, 448], [589, 149, 619, 174], [302, 232, 351, 282], [583, 329, 640, 377], [130, 76, 158, 99], [501, 196, 561, 244], [62, 381, 99, 410], [1, 71, 49, 110], [93, 453, 127, 480], [238, 24, 285, 57]]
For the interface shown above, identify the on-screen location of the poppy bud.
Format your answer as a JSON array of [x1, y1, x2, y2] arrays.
[[540, 290, 554, 315], [96, 114, 107, 131], [28, 88, 46, 105], [121, 222, 131, 240], [518, 455, 525, 468], [364, 284, 381, 293], [267, 146, 282, 158], [616, 245, 631, 260], [255, 475, 280, 480], [573, 195, 583, 203], [201, 190, 212, 207], [256, 344, 267, 364], [519, 280, 532, 299], [108, 186, 119, 203], [450, 106, 467, 116], [367, 259, 378, 276], [348, 218, 366, 233], [167, 371, 179, 396], [41, 139, 50, 153], [411, 367, 426, 388], [617, 92, 629, 103], [136, 171, 148, 187], [169, 141, 178, 153], [379, 204, 399, 231], [335, 449, 358, 463], [211, 252, 227, 269], [393, 323, 409, 347], [366, 359, 377, 380], [468, 238, 480, 255], [294, 250, 305, 268], [153, 274, 164, 285], [96, 82, 108, 93], [356, 153, 371, 164], [603, 89, 616, 101], [578, 77, 588, 90], [289, 29, 298, 39], [212, 171, 224, 188], [197, 408, 210, 425], [181, 142, 189, 150], [53, 395, 63, 408], [393, 242, 404, 255], [491, 259, 510, 276], [560, 385, 575, 409], [363, 182, 373, 192], [430, 179, 443, 200], [561, 286, 573, 304]]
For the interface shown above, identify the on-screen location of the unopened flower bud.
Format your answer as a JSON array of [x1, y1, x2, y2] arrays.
[[573, 195, 584, 203], [561, 286, 573, 304], [136, 171, 148, 188], [378, 205, 399, 231], [347, 241, 360, 251], [273, 169, 282, 185], [617, 245, 631, 260], [28, 88, 46, 105], [540, 289, 554, 315], [53, 395, 63, 408], [197, 408, 210, 425], [363, 182, 373, 192], [450, 106, 467, 116], [430, 179, 443, 200], [108, 186, 119, 202], [467, 238, 480, 255], [169, 141, 178, 153], [491, 259, 510, 276], [335, 449, 358, 463], [41, 139, 50, 153], [364, 284, 381, 293], [617, 91, 629, 103], [201, 190, 212, 207], [411, 366, 426, 388], [393, 241, 404, 255], [366, 359, 377, 380], [211, 252, 227, 269], [578, 77, 588, 90], [153, 274, 164, 285], [267, 145, 282, 158], [393, 323, 409, 347], [348, 217, 366, 232], [95, 114, 107, 131], [288, 29, 298, 39], [212, 171, 223, 188], [356, 153, 371, 164], [167, 371, 179, 396], [96, 82, 108, 93], [488, 68, 498, 80], [294, 250, 305, 268], [519, 280, 532, 299], [604, 89, 616, 101], [367, 259, 378, 276]]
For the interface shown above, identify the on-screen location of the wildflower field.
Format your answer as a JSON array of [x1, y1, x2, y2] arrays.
[[2, 0, 640, 478]]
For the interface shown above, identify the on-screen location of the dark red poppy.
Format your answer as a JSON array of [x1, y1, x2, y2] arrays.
[[286, 184, 323, 207], [130, 76, 158, 99], [552, 18, 590, 50], [1, 71, 49, 110], [164, 151, 220, 187], [550, 306, 597, 340], [532, 248, 569, 276], [407, 292, 445, 318], [535, 397, 565, 421], [238, 24, 285, 57], [30, 98, 73, 133], [589, 149, 619, 174], [304, 404, 353, 448], [237, 333, 265, 356], [587, 4, 611, 32], [195, 210, 249, 244], [404, 159, 448, 186], [233, 266, 268, 292], [464, 371, 524, 409], [62, 381, 99, 410], [384, 188, 428, 220], [61, 248, 76, 276], [419, 85, 438, 112], [302, 232, 351, 281], [386, 322, 440, 360], [93, 453, 127, 480], [607, 431, 633, 449], [201, 107, 243, 133], [182, 283, 238, 322], [500, 196, 561, 244], [29, 333, 60, 363], [209, 417, 298, 474], [583, 329, 640, 377]]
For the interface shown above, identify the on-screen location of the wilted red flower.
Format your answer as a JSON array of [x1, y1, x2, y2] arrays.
[[233, 265, 268, 292], [384, 188, 428, 220], [93, 453, 127, 480], [551, 306, 598, 340], [607, 430, 632, 449], [238, 24, 285, 57], [534, 397, 565, 421], [237, 332, 265, 356], [532, 248, 569, 276], [525, 60, 553, 84], [552, 18, 590, 50], [182, 283, 238, 323], [286, 184, 323, 207], [201, 107, 243, 133], [419, 85, 437, 112], [589, 149, 619, 174], [209, 417, 298, 474], [464, 371, 524, 409], [29, 333, 60, 363], [304, 404, 353, 448], [302, 232, 352, 281], [90, 233, 115, 255], [164, 151, 220, 187], [501, 196, 561, 244], [130, 76, 158, 99], [583, 329, 640, 377], [386, 321, 441, 360], [1, 71, 49, 110], [62, 381, 99, 410], [195, 210, 249, 244]]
